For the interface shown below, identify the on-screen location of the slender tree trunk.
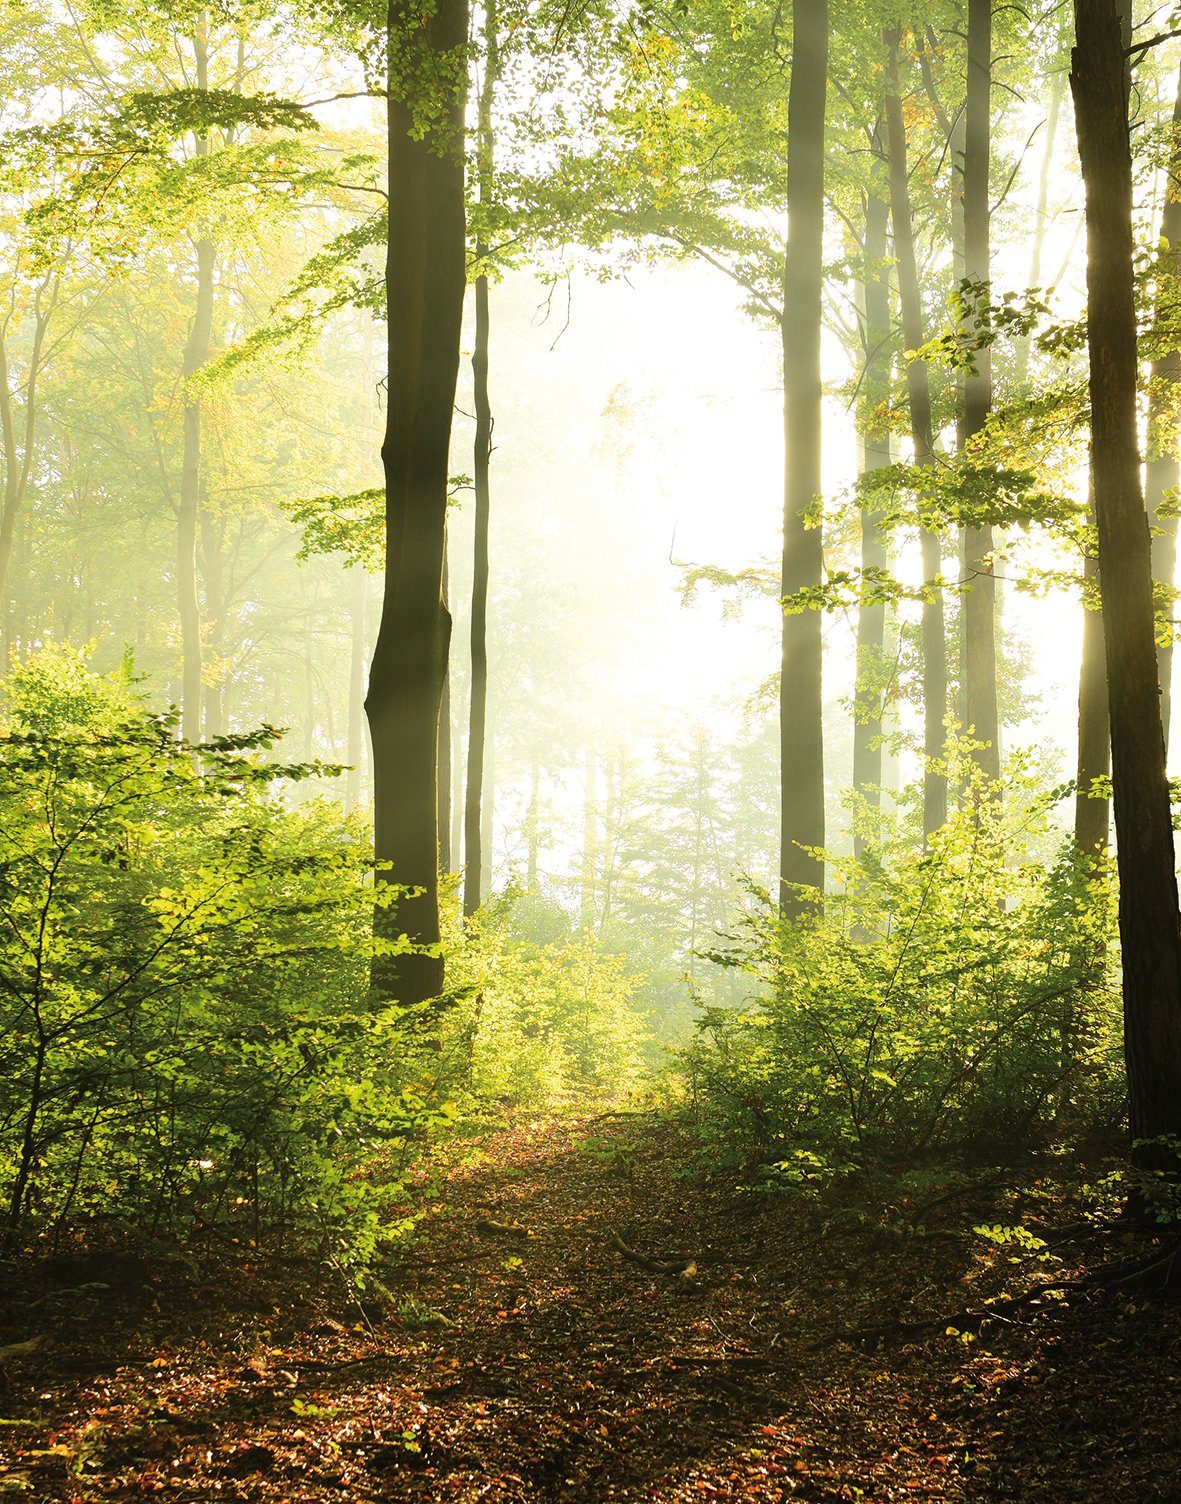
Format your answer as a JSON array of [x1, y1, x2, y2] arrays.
[[346, 565, 367, 815], [439, 542, 452, 868], [1145, 63, 1181, 751], [958, 0, 1000, 783], [884, 29, 949, 835], [1014, 66, 1065, 387], [1072, 0, 1181, 1177], [463, 0, 499, 919], [852, 164, 891, 856], [1075, 500, 1110, 853], [779, 0, 828, 911], [366, 0, 468, 1003], [180, 18, 214, 745]]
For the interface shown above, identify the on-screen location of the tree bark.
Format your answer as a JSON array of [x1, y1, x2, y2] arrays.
[[1075, 498, 1110, 854], [367, 0, 469, 1003], [463, 0, 498, 919], [1145, 63, 1181, 751], [779, 0, 828, 912], [958, 0, 1000, 784], [852, 161, 891, 856], [884, 28, 949, 836], [1072, 0, 1181, 1175]]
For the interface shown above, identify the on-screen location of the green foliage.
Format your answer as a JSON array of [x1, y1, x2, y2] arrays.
[[0, 648, 451, 1275], [684, 752, 1123, 1187], [446, 901, 649, 1106]]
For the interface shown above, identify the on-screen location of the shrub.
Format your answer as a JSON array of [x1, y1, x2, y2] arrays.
[[684, 754, 1123, 1187], [0, 647, 452, 1274]]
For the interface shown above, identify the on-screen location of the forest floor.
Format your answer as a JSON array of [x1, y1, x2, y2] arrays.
[[2, 1114, 1181, 1502]]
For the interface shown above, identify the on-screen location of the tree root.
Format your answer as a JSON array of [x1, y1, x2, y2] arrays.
[[609, 1232, 698, 1282]]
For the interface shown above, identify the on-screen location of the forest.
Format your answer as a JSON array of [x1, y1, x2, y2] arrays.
[[1, 0, 1181, 1496]]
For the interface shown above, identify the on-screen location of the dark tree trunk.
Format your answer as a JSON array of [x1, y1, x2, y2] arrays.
[[852, 163, 891, 857], [958, 0, 1000, 783], [366, 0, 468, 1003], [1145, 64, 1181, 751], [463, 0, 498, 919], [1072, 0, 1181, 1175], [884, 28, 948, 836], [779, 0, 828, 912], [1075, 497, 1110, 854]]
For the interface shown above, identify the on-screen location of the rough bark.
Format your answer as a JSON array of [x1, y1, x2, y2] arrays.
[[366, 0, 468, 1004], [958, 0, 1000, 784], [1072, 0, 1181, 1173], [884, 29, 949, 836], [1145, 63, 1181, 751], [779, 0, 828, 912]]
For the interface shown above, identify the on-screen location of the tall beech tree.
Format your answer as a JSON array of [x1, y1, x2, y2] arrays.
[[779, 0, 828, 911], [958, 0, 1001, 783], [883, 25, 948, 837], [463, 0, 500, 918], [1145, 64, 1181, 749], [367, 0, 469, 1002], [1075, 499, 1110, 855], [1072, 0, 1181, 1177], [851, 167, 892, 854]]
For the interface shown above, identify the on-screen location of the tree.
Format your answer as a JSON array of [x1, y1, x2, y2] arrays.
[[883, 24, 948, 837], [463, 0, 500, 918], [779, 0, 828, 911], [958, 0, 1000, 783], [1071, 0, 1181, 1183], [366, 0, 469, 1003]]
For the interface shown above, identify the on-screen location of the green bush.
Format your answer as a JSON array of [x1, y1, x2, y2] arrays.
[[0, 647, 452, 1273], [446, 897, 649, 1107], [684, 753, 1123, 1187]]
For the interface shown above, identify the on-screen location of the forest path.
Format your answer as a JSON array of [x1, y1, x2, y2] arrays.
[[3, 1114, 1180, 1502]]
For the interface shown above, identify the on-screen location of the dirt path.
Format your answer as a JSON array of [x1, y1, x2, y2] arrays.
[[3, 1115, 1180, 1501]]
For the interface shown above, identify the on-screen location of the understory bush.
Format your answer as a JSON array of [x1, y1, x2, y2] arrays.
[[0, 648, 452, 1272], [685, 754, 1123, 1187], [446, 896, 649, 1107]]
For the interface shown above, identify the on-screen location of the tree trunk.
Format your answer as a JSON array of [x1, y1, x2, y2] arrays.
[[1145, 63, 1181, 751], [346, 565, 368, 815], [1013, 66, 1065, 387], [463, 0, 498, 919], [958, 0, 1000, 784], [884, 28, 948, 836], [779, 0, 828, 912], [179, 17, 214, 745], [852, 161, 891, 856], [1072, 0, 1181, 1176], [1075, 498, 1110, 854], [366, 0, 468, 1004]]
